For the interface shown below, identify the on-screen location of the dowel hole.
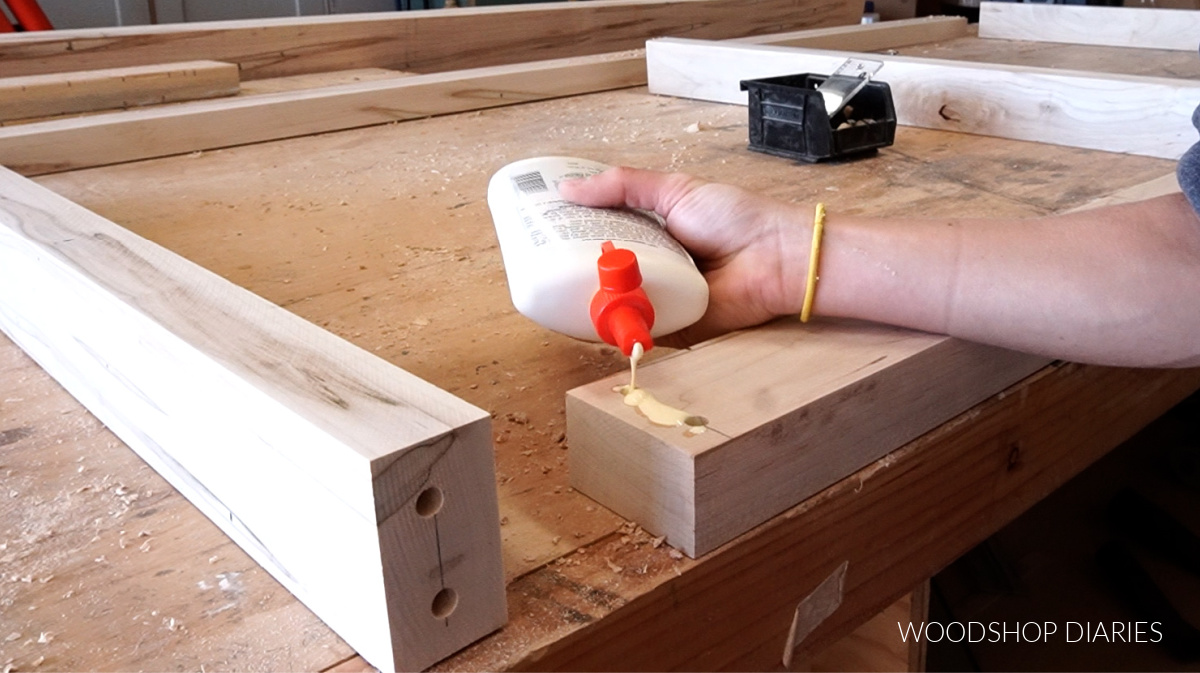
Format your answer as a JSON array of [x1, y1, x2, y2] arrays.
[[415, 486, 444, 518], [432, 587, 458, 619], [684, 415, 707, 427]]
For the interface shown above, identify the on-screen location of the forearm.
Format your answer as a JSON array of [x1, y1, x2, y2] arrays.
[[814, 193, 1200, 367]]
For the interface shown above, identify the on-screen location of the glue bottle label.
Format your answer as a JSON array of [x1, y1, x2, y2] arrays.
[[502, 158, 689, 257]]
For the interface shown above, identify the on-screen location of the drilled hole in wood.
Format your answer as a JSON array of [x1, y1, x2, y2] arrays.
[[432, 587, 458, 619], [415, 486, 444, 518], [684, 416, 707, 427]]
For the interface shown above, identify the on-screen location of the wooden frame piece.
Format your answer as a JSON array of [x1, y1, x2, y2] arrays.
[[0, 51, 647, 176], [568, 322, 1049, 557], [0, 16, 968, 177], [0, 0, 860, 80], [0, 165, 505, 672], [978, 1, 1200, 52], [732, 14, 968, 50], [645, 37, 1200, 160], [0, 60, 240, 122]]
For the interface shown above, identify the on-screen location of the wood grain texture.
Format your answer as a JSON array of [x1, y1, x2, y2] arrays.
[[979, 2, 1200, 52], [0, 166, 505, 671], [568, 321, 1049, 557], [0, 0, 861, 81], [733, 15, 969, 50], [0, 60, 240, 122], [646, 37, 1200, 159], [0, 52, 647, 176]]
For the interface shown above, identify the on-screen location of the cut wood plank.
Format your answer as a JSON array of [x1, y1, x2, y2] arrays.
[[567, 321, 1050, 557], [237, 67, 417, 95], [0, 165, 506, 672], [0, 51, 647, 176], [733, 15, 969, 50], [0, 0, 861, 80], [978, 2, 1200, 52], [0, 60, 240, 122], [566, 170, 1181, 560], [645, 37, 1200, 160]]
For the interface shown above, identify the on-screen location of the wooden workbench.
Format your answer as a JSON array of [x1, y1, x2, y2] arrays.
[[3, 27, 1200, 672]]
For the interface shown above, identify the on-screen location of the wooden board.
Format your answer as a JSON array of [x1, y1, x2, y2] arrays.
[[0, 51, 646, 176], [0, 166, 505, 672], [978, 2, 1200, 51], [886, 27, 1200, 80], [733, 15, 968, 50], [568, 322, 1048, 557], [645, 37, 1200, 159], [0, 0, 861, 80], [237, 67, 417, 95], [0, 61, 240, 122]]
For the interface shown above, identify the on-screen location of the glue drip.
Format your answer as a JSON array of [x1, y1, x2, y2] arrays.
[[613, 342, 707, 434]]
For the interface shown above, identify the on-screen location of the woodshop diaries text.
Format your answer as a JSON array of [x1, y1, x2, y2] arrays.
[[897, 621, 1165, 644]]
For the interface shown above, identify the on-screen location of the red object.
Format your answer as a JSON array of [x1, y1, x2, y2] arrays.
[[4, 0, 52, 30], [590, 241, 654, 356], [0, 11, 15, 32]]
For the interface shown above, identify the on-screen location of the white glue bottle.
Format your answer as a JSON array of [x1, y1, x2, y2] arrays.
[[486, 156, 709, 356]]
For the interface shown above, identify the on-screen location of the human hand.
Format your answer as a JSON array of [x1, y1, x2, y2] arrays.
[[559, 166, 811, 347]]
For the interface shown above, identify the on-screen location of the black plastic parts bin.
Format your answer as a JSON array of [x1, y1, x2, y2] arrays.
[[740, 73, 896, 163]]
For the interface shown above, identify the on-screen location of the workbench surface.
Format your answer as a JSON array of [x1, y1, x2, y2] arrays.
[[3, 33, 1200, 671]]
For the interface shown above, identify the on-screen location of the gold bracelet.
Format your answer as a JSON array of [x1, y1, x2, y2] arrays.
[[800, 203, 826, 323]]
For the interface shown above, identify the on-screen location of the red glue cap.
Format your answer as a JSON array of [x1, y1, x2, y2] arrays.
[[590, 241, 654, 356]]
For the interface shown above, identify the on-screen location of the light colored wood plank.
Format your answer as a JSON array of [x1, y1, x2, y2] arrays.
[[889, 27, 1200, 80], [645, 37, 1200, 160], [0, 51, 647, 176], [0, 331, 362, 671], [0, 165, 505, 672], [734, 15, 969, 50], [237, 67, 417, 95], [0, 60, 240, 122], [568, 322, 1050, 557], [978, 2, 1200, 51], [0, 0, 861, 80]]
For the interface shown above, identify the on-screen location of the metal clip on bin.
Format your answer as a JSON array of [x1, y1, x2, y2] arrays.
[[740, 58, 896, 163]]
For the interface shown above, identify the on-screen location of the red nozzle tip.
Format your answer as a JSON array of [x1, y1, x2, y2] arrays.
[[608, 306, 653, 356], [590, 241, 655, 355]]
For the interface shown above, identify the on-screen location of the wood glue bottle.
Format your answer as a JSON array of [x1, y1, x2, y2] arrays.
[[487, 156, 709, 356]]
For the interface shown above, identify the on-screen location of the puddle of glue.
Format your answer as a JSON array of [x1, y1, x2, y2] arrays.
[[613, 341, 707, 435]]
